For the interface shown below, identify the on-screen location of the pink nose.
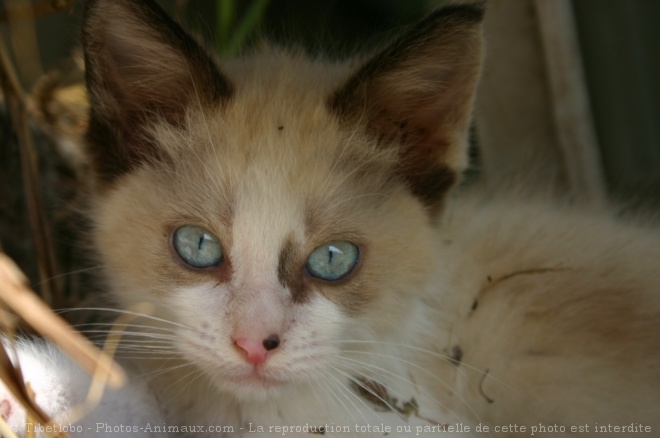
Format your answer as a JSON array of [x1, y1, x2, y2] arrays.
[[234, 335, 280, 365]]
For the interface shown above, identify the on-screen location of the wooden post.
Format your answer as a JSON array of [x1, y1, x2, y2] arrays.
[[474, 0, 605, 205]]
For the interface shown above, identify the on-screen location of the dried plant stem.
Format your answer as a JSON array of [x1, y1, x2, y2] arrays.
[[0, 416, 18, 438], [62, 303, 153, 426], [0, 334, 61, 437], [0, 254, 125, 389], [0, 42, 62, 306], [5, 0, 43, 88], [0, 254, 130, 437]]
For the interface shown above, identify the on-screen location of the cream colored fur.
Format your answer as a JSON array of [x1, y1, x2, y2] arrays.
[[74, 1, 660, 437], [88, 53, 660, 437], [91, 50, 448, 433]]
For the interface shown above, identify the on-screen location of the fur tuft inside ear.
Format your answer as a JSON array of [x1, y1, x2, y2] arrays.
[[328, 5, 484, 214], [82, 0, 233, 184]]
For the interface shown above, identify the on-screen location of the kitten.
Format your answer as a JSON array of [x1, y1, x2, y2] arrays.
[[30, 0, 659, 436]]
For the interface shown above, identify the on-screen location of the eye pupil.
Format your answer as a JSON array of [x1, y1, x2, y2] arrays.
[[173, 225, 223, 268]]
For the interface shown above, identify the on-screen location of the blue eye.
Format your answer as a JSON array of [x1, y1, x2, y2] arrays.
[[173, 225, 223, 268], [306, 241, 359, 281]]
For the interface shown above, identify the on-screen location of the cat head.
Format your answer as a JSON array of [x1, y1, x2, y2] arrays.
[[82, 0, 482, 400]]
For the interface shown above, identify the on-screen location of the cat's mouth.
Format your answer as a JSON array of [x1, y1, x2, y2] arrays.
[[214, 368, 300, 402]]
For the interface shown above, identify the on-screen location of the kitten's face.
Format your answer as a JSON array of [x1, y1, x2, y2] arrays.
[[83, 0, 482, 401], [93, 86, 437, 399]]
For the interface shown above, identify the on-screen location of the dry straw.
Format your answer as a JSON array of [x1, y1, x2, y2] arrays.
[[0, 1, 128, 436], [0, 254, 126, 438]]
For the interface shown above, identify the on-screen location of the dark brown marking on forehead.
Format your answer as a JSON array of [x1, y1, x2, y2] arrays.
[[278, 235, 308, 303]]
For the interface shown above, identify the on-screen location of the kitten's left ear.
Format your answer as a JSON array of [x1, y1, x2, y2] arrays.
[[82, 0, 233, 184], [329, 5, 483, 214]]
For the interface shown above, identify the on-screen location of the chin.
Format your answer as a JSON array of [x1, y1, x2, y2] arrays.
[[214, 373, 297, 402], [190, 362, 296, 402]]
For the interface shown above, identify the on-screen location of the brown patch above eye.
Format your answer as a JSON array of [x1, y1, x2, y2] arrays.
[[277, 236, 308, 303]]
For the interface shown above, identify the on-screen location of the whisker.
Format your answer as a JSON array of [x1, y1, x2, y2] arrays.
[[324, 369, 370, 426], [331, 366, 405, 423], [336, 356, 463, 425], [138, 361, 192, 383], [110, 347, 176, 355], [33, 265, 103, 287], [87, 345, 176, 355], [336, 359, 416, 406], [335, 340, 513, 390], [312, 376, 341, 416], [317, 374, 359, 427], [78, 328, 178, 337], [91, 338, 174, 346], [112, 355, 181, 361], [161, 364, 204, 398], [55, 307, 193, 330], [77, 330, 179, 342], [341, 349, 488, 429], [71, 322, 178, 333]]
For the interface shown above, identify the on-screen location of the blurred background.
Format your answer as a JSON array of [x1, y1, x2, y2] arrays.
[[0, 0, 658, 310]]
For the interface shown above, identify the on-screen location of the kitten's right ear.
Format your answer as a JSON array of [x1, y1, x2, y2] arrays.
[[82, 0, 233, 184], [329, 5, 483, 216]]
